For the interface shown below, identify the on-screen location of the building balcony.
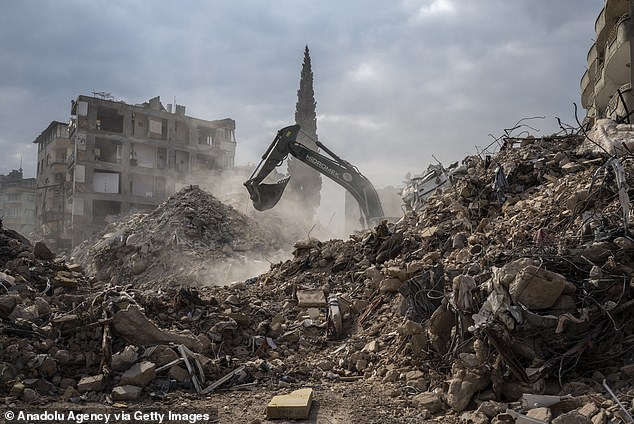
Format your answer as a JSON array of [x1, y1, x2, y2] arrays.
[[581, 69, 595, 109], [587, 43, 598, 67], [596, 7, 606, 38], [604, 16, 630, 84], [586, 43, 601, 81], [594, 67, 616, 113]]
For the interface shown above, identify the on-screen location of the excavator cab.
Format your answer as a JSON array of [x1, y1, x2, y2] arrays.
[[245, 176, 290, 211]]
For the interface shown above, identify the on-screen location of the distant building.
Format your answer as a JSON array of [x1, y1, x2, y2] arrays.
[[33, 120, 73, 248], [0, 169, 36, 235], [33, 94, 236, 247], [581, 0, 634, 124]]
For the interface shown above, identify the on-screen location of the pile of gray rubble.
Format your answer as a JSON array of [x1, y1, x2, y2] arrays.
[[0, 120, 633, 423], [72, 185, 294, 287]]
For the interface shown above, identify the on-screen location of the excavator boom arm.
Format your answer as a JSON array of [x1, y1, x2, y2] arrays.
[[244, 125, 384, 227]]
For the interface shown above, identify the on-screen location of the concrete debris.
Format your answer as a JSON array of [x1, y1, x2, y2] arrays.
[[266, 387, 313, 419], [119, 361, 156, 387], [296, 288, 326, 307], [71, 186, 294, 288], [77, 374, 104, 393], [1, 125, 634, 423], [112, 305, 204, 352], [111, 384, 142, 401], [411, 392, 444, 414]]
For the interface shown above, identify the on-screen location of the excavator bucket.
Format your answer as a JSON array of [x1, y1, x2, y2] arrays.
[[244, 176, 290, 211]]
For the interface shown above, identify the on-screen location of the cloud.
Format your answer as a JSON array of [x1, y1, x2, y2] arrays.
[[0, 0, 600, 191], [412, 0, 456, 18]]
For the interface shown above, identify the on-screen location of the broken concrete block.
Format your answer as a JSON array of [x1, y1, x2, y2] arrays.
[[411, 392, 443, 414], [111, 345, 138, 371], [112, 305, 203, 352], [459, 411, 488, 424], [406, 260, 426, 276], [552, 410, 592, 424], [405, 370, 425, 381], [296, 289, 326, 307], [362, 340, 379, 353], [509, 265, 566, 309], [33, 241, 54, 260], [120, 361, 156, 387], [111, 385, 142, 401], [77, 374, 104, 393], [578, 402, 599, 418], [379, 278, 402, 293], [400, 319, 424, 336], [167, 365, 190, 382], [445, 366, 489, 412], [591, 410, 607, 424], [266, 388, 313, 419], [125, 233, 142, 247], [526, 407, 552, 422], [53, 349, 70, 366], [475, 400, 507, 418], [497, 258, 539, 288], [386, 266, 408, 281]]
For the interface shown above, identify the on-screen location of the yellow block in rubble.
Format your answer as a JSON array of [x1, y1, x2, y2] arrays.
[[266, 388, 313, 419]]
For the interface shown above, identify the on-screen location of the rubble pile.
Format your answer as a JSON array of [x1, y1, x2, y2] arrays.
[[219, 130, 634, 420], [0, 220, 98, 401], [1, 127, 634, 422], [73, 185, 293, 287]]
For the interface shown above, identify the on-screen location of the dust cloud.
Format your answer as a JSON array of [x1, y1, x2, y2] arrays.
[[71, 165, 349, 288]]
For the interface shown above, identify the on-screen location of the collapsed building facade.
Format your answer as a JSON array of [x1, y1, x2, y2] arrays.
[[33, 94, 237, 247], [581, 0, 634, 125]]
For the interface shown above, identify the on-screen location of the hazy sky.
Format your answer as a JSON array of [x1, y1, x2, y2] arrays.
[[0, 0, 599, 189]]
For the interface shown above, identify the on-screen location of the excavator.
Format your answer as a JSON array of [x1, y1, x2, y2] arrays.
[[244, 124, 384, 229]]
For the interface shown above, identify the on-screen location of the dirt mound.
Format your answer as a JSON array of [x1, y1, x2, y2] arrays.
[[72, 185, 292, 287]]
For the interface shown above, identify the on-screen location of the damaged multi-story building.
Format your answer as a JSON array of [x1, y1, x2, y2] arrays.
[[34, 94, 236, 247], [581, 0, 634, 124], [0, 168, 36, 235], [33, 120, 73, 248]]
